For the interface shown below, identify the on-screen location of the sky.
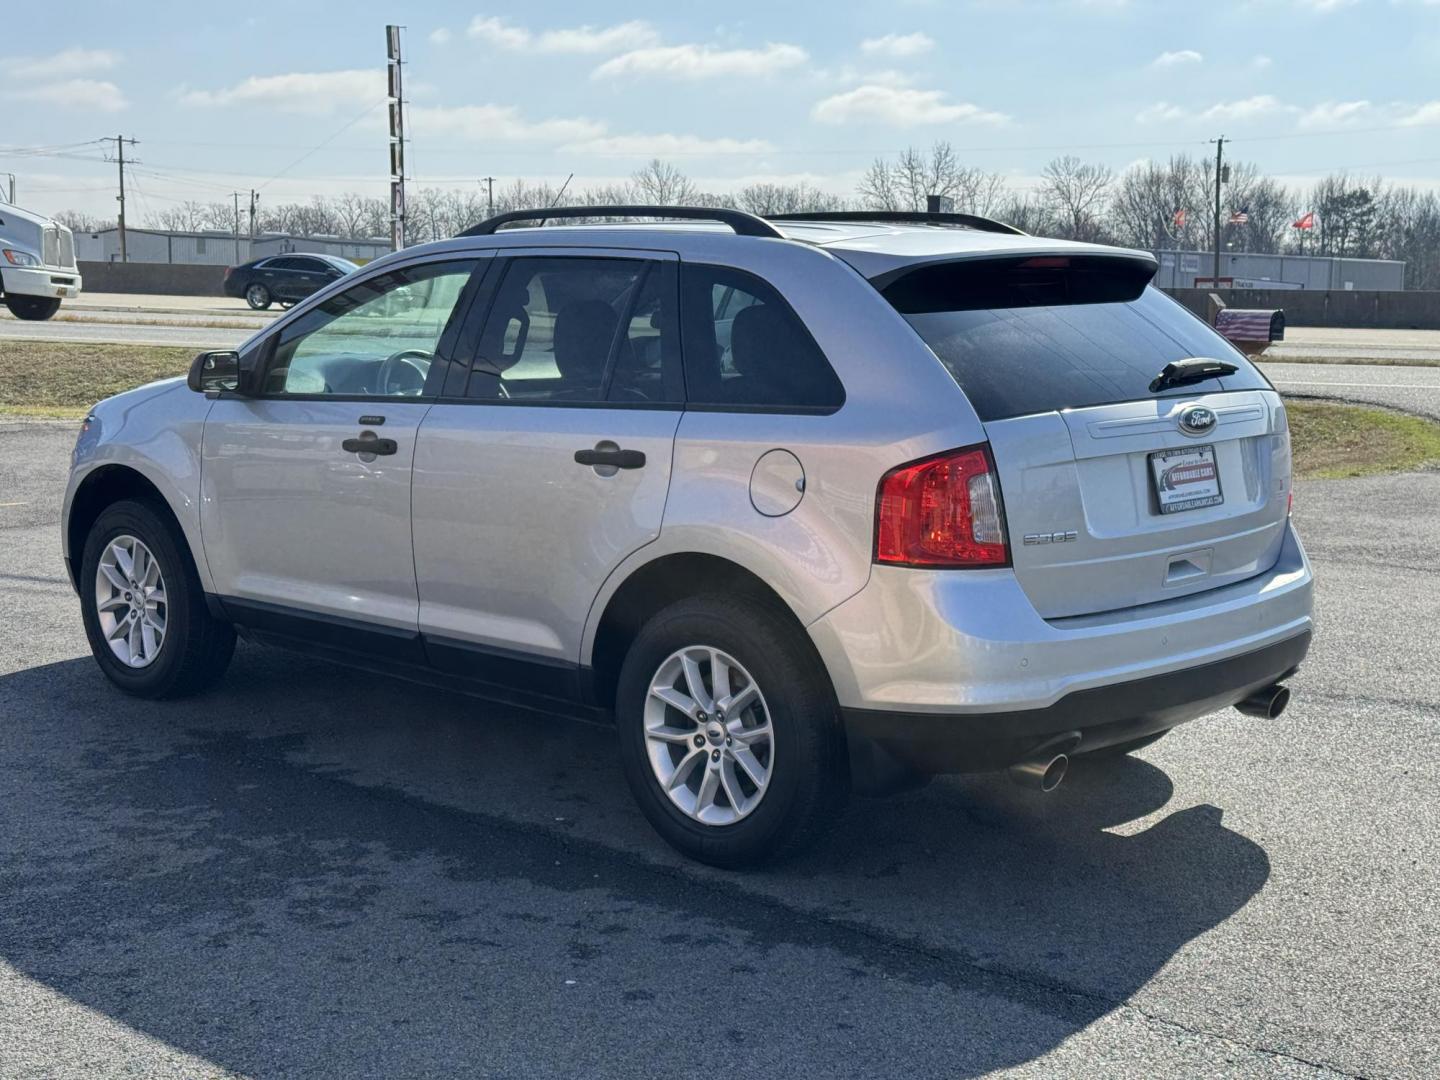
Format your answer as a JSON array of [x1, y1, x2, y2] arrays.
[[3, 0, 1439, 222]]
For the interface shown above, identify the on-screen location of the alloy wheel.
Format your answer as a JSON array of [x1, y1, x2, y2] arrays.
[[94, 535, 167, 668], [643, 645, 775, 826]]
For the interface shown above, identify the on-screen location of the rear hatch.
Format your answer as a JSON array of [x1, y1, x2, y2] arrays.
[[881, 253, 1290, 619]]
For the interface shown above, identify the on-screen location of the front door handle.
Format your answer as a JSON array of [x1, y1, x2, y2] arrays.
[[343, 435, 398, 456], [574, 446, 646, 470]]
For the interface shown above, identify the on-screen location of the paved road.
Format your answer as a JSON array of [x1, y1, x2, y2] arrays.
[[1, 419, 1436, 1078], [1262, 361, 1440, 420], [0, 318, 253, 349], [1269, 327, 1440, 365]]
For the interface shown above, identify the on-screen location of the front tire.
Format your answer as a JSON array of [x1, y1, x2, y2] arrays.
[[615, 594, 848, 868], [4, 294, 62, 320], [244, 283, 272, 310], [79, 499, 235, 699]]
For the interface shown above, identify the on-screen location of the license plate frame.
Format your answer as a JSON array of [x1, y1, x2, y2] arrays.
[[1149, 444, 1223, 515]]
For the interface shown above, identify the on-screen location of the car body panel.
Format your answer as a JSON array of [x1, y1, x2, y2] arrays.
[[199, 398, 433, 630], [808, 520, 1312, 714], [62, 378, 213, 587]]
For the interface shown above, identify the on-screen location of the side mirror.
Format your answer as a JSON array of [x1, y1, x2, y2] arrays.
[[187, 350, 243, 395]]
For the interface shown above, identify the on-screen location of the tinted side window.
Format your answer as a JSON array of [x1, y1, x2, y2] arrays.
[[266, 260, 477, 397], [466, 257, 680, 405], [680, 264, 843, 411]]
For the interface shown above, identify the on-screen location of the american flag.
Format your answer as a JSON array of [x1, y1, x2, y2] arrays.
[[1228, 207, 1250, 225]]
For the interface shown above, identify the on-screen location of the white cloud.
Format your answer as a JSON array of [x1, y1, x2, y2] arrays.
[[859, 33, 935, 58], [409, 104, 604, 143], [1397, 101, 1440, 126], [812, 84, 1008, 127], [180, 70, 382, 115], [467, 16, 659, 54], [561, 132, 774, 157], [1299, 100, 1372, 128], [7, 78, 127, 112], [2, 47, 120, 80], [1200, 94, 1293, 121], [1251, 54, 1273, 70], [593, 43, 808, 80], [1151, 49, 1202, 68], [1135, 101, 1187, 124], [429, 28, 452, 45]]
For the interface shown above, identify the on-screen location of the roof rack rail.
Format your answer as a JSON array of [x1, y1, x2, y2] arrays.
[[767, 210, 1025, 237], [457, 205, 784, 239]]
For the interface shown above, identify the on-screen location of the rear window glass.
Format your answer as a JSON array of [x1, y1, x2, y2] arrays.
[[883, 260, 1270, 421]]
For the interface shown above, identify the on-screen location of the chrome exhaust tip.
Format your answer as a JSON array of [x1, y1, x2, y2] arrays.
[[1008, 751, 1069, 793], [1235, 684, 1291, 720]]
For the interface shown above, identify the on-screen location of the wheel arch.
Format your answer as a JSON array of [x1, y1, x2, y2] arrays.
[[66, 465, 192, 591], [585, 551, 831, 712]]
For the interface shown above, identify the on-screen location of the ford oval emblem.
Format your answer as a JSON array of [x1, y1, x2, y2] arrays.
[[1178, 404, 1217, 436]]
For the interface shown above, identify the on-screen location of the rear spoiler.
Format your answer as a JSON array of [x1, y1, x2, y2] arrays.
[[875, 252, 1160, 314]]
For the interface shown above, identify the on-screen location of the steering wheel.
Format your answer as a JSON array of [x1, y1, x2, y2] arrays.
[[377, 349, 432, 396]]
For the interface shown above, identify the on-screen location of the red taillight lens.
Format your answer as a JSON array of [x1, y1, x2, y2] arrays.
[[875, 444, 1009, 568]]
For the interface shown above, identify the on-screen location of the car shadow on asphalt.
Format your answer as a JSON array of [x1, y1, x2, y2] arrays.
[[0, 647, 1271, 1076]]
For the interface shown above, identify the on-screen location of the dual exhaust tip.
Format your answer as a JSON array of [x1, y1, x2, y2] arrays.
[[1007, 682, 1292, 793]]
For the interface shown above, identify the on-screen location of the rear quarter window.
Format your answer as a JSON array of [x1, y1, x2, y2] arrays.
[[883, 259, 1271, 421]]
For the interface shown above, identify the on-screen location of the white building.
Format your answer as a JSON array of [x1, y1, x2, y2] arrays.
[[1152, 250, 1406, 291], [74, 228, 391, 266]]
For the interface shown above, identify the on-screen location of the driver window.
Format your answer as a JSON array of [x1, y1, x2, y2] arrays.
[[265, 259, 477, 397]]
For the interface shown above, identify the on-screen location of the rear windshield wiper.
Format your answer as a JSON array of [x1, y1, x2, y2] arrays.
[[1149, 357, 1239, 393]]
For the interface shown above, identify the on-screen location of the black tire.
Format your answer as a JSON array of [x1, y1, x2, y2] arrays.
[[244, 283, 272, 310], [615, 594, 848, 868], [4, 294, 62, 320], [1080, 729, 1171, 758], [79, 499, 235, 699]]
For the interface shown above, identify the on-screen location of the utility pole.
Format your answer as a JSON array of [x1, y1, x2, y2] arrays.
[[1210, 135, 1226, 289], [480, 176, 496, 217], [102, 134, 139, 262], [230, 191, 246, 263], [248, 189, 258, 239], [386, 25, 407, 251], [1, 173, 14, 204]]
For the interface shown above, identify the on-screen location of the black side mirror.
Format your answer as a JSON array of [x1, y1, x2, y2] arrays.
[[187, 350, 244, 395]]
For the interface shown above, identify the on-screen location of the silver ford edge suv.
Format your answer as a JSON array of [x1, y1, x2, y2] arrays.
[[62, 207, 1313, 867]]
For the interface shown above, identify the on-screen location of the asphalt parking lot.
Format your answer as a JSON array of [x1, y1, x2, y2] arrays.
[[1, 418, 1437, 1079]]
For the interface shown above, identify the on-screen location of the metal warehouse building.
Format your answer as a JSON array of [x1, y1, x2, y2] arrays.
[[1151, 250, 1406, 291], [74, 228, 391, 266]]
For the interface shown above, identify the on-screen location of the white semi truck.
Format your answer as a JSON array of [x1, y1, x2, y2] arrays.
[[0, 201, 82, 320]]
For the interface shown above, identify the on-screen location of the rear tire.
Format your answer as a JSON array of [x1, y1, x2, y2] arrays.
[[615, 594, 848, 868], [4, 294, 62, 320], [79, 499, 235, 699], [1081, 729, 1171, 758], [244, 283, 272, 310]]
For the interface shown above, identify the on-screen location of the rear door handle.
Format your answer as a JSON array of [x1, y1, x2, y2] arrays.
[[574, 447, 646, 470], [343, 435, 398, 456]]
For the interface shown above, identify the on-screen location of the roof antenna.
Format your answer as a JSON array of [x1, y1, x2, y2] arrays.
[[538, 174, 574, 227]]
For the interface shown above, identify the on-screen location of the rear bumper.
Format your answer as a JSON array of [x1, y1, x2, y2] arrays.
[[843, 629, 1309, 775], [1, 265, 82, 299], [809, 520, 1313, 778]]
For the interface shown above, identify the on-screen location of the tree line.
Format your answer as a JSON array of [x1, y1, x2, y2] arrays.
[[51, 146, 1440, 289]]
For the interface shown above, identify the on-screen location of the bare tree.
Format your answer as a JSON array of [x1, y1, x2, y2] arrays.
[[630, 160, 697, 205], [51, 208, 112, 232], [735, 182, 848, 216], [857, 142, 1006, 214], [1038, 155, 1114, 242]]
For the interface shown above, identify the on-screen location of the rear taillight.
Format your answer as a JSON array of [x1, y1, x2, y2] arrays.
[[875, 443, 1009, 568]]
